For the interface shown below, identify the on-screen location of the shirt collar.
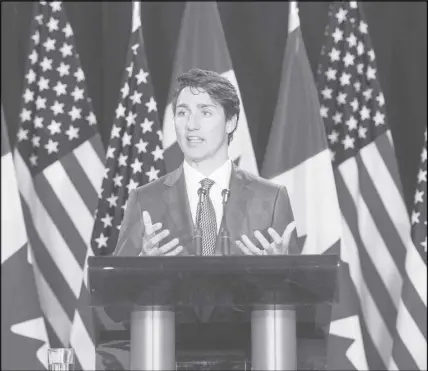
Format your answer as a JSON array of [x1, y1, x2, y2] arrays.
[[183, 159, 232, 193]]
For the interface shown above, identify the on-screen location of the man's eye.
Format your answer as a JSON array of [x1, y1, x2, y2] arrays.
[[176, 111, 186, 117], [202, 111, 212, 117]]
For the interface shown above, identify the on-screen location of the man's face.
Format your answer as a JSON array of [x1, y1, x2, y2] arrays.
[[174, 86, 235, 165]]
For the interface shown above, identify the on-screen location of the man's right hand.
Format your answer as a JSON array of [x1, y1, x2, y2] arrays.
[[140, 210, 183, 256]]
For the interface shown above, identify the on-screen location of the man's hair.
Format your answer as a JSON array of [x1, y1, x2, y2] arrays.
[[172, 68, 240, 144]]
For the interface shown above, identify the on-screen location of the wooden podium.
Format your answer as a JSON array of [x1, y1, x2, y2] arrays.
[[87, 255, 339, 370]]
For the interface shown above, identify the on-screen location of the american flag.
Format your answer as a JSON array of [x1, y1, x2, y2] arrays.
[[389, 129, 427, 370], [316, 2, 423, 369], [13, 1, 105, 369], [91, 0, 166, 256]]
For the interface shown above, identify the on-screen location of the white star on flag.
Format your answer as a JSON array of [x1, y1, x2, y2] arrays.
[[135, 68, 148, 84], [145, 97, 157, 112], [140, 118, 153, 133], [95, 233, 108, 248]]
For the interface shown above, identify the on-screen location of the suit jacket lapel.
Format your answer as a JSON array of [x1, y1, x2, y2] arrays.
[[163, 166, 196, 255], [214, 164, 253, 255]]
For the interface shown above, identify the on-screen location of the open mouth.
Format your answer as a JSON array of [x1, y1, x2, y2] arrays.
[[187, 136, 204, 143]]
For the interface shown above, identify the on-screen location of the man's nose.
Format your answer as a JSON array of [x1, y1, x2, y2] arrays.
[[186, 114, 201, 130]]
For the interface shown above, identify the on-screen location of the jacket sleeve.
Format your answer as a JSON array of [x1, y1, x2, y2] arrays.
[[271, 185, 301, 254], [113, 189, 144, 256]]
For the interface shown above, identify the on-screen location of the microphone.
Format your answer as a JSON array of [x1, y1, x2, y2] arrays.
[[194, 187, 206, 255], [220, 189, 231, 255]]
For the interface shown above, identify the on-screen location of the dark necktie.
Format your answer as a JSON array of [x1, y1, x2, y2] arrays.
[[196, 178, 217, 255]]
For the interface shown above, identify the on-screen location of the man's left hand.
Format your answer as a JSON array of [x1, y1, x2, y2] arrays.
[[236, 221, 296, 255]]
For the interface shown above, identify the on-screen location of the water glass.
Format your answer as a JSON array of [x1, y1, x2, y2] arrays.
[[47, 348, 75, 371]]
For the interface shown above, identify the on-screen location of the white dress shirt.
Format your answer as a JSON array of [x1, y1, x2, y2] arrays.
[[183, 159, 232, 233]]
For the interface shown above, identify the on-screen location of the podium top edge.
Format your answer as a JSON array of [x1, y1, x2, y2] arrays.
[[87, 254, 340, 272]]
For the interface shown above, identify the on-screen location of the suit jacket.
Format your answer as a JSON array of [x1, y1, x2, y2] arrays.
[[114, 163, 299, 256]]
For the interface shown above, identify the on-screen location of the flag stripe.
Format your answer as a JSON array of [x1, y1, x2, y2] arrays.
[[391, 328, 419, 371], [75, 285, 95, 341], [354, 231, 398, 334], [1, 152, 28, 264], [20, 197, 76, 321], [398, 279, 427, 339], [394, 305, 427, 370], [362, 134, 411, 255], [88, 133, 106, 167], [355, 162, 406, 277], [31, 252, 72, 347], [60, 150, 99, 215], [374, 132, 406, 202], [403, 239, 427, 308], [34, 172, 88, 268], [342, 157, 403, 310], [341, 216, 390, 368], [1, 108, 10, 155], [390, 128, 427, 370], [357, 304, 386, 370], [43, 161, 95, 245], [354, 155, 405, 294], [74, 138, 105, 196], [336, 169, 393, 366], [402, 245, 428, 327], [43, 313, 67, 348], [69, 311, 96, 370], [14, 151, 84, 297]]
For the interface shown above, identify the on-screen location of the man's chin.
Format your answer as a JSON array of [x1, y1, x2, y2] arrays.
[[184, 154, 207, 164]]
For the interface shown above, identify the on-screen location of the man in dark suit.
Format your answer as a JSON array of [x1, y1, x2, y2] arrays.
[[114, 68, 298, 257]]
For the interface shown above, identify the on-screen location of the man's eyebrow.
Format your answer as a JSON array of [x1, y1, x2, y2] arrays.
[[176, 103, 216, 109], [196, 103, 216, 108]]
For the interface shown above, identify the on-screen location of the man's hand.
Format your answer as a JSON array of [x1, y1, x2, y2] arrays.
[[140, 210, 183, 256], [236, 221, 296, 255]]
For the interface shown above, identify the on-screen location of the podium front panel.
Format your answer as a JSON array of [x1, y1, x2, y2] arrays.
[[88, 255, 339, 370]]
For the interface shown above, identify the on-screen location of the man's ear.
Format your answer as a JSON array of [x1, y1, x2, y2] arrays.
[[226, 115, 238, 134]]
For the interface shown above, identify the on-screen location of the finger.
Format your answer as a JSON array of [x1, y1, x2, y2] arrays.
[[142, 210, 154, 234], [151, 222, 162, 235], [281, 221, 297, 252], [241, 234, 263, 255], [144, 229, 170, 251], [148, 229, 170, 249], [267, 227, 282, 245], [164, 245, 184, 256], [157, 238, 180, 255], [253, 230, 270, 250], [144, 222, 162, 239], [235, 240, 253, 255]]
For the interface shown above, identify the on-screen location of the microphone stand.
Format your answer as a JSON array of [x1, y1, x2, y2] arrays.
[[220, 189, 231, 255], [193, 187, 206, 256]]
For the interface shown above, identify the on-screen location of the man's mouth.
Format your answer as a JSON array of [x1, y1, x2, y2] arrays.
[[187, 136, 204, 143]]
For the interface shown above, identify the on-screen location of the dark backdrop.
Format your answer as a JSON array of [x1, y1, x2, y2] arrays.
[[2, 1, 426, 214]]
